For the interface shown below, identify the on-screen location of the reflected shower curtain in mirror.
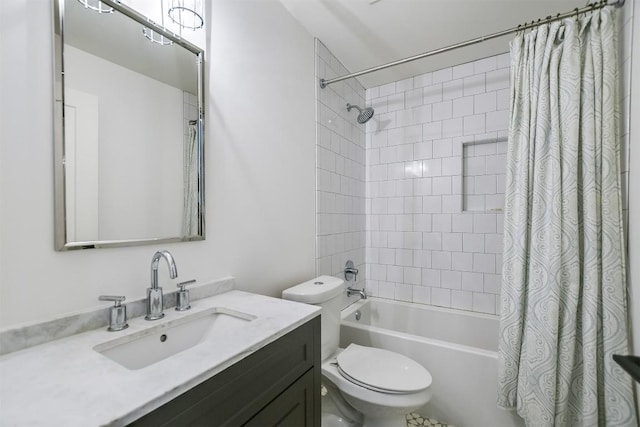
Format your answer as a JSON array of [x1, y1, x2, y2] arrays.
[[182, 124, 198, 236], [497, 8, 636, 426]]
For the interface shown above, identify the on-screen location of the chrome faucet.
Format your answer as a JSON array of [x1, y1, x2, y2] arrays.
[[145, 250, 178, 320], [345, 260, 367, 299]]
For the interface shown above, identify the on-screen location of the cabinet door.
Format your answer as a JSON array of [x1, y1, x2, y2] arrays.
[[244, 369, 314, 427]]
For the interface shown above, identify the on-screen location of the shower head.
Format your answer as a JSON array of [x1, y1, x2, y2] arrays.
[[346, 103, 374, 124]]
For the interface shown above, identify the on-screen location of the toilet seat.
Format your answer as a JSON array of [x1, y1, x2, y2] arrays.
[[335, 344, 432, 394], [337, 366, 407, 394]]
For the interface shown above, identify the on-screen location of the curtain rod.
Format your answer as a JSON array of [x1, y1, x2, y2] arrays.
[[319, 0, 624, 89]]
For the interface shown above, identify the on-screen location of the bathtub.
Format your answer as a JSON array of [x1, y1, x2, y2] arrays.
[[340, 298, 524, 427]]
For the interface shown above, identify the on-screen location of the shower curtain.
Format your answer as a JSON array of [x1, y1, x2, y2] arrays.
[[497, 7, 637, 427], [182, 124, 199, 236]]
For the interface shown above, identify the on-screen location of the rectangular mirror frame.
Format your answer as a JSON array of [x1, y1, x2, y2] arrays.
[[53, 0, 205, 250]]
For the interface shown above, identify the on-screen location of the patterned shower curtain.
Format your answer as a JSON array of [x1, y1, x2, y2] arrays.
[[497, 7, 637, 426]]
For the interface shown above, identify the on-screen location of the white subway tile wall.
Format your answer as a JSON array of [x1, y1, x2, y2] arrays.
[[365, 53, 510, 314], [315, 40, 366, 289]]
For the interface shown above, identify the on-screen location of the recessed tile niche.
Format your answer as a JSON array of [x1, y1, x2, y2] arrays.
[[460, 138, 507, 212]]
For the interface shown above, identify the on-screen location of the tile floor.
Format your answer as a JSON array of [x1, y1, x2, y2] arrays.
[[406, 412, 453, 427]]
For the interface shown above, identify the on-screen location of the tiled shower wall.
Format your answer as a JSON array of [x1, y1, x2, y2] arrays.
[[364, 54, 510, 314], [315, 40, 367, 290]]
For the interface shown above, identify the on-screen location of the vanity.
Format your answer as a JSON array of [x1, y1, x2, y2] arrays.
[[131, 315, 319, 426], [0, 286, 321, 426]]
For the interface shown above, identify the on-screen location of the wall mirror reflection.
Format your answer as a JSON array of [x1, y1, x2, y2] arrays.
[[53, 0, 205, 250]]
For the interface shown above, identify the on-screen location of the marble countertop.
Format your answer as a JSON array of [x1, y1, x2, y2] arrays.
[[0, 290, 320, 427]]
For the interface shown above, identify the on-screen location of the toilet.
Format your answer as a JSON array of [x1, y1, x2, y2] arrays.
[[283, 276, 432, 427]]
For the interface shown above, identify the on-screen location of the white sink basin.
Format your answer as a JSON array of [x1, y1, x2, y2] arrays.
[[94, 307, 256, 370]]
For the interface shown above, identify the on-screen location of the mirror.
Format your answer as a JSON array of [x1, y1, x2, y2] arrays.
[[53, 0, 205, 250]]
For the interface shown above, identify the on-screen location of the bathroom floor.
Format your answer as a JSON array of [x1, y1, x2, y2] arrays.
[[406, 412, 452, 427]]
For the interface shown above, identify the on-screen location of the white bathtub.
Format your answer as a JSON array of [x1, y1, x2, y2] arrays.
[[340, 298, 524, 427]]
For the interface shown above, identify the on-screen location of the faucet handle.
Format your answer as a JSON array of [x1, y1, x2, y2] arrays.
[[99, 295, 126, 306], [344, 260, 359, 282], [98, 295, 128, 332], [176, 280, 196, 311], [177, 279, 196, 291]]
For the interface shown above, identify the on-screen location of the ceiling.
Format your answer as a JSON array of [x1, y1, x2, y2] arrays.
[[279, 0, 587, 88]]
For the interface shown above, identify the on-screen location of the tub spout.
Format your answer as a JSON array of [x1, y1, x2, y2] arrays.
[[347, 286, 367, 300]]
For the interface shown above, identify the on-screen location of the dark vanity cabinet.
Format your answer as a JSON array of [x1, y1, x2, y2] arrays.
[[129, 316, 321, 427]]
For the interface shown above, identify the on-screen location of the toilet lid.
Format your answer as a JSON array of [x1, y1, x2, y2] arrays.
[[335, 344, 432, 393], [336, 365, 408, 394]]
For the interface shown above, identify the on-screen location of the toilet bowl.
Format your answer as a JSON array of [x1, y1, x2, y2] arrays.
[[323, 345, 432, 427], [282, 276, 432, 427]]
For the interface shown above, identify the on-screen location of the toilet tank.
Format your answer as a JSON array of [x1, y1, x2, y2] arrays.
[[282, 276, 344, 360]]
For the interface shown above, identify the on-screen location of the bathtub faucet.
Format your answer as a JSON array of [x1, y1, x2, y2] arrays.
[[347, 286, 367, 300]]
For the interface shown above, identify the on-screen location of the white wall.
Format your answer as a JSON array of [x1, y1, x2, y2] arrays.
[[0, 0, 316, 328]]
